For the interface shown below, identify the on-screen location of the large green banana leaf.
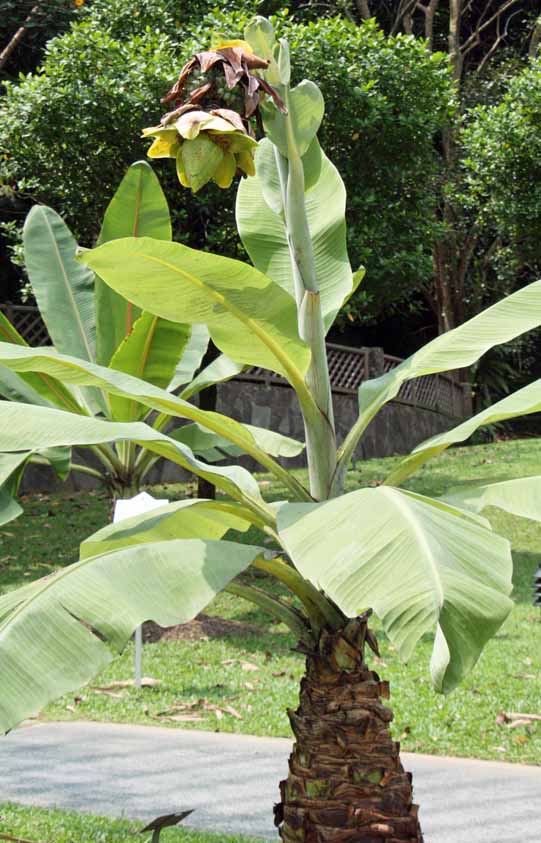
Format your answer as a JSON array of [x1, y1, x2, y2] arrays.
[[0, 402, 264, 509], [0, 488, 22, 529], [386, 380, 541, 485], [236, 138, 352, 331], [109, 312, 191, 421], [0, 344, 309, 499], [170, 422, 304, 462], [0, 448, 70, 527], [179, 351, 243, 401], [335, 282, 541, 490], [80, 237, 312, 396], [278, 487, 513, 693], [23, 206, 106, 415], [95, 161, 171, 365], [442, 475, 541, 522], [80, 498, 253, 559], [23, 206, 96, 362], [168, 324, 210, 392], [0, 311, 80, 410], [0, 453, 28, 526], [0, 362, 54, 407], [0, 538, 264, 733]]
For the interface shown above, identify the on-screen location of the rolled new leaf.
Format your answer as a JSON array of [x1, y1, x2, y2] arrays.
[[236, 138, 353, 332]]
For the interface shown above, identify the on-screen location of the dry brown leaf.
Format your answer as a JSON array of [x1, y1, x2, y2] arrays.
[[166, 714, 204, 723], [90, 688, 126, 699], [507, 712, 541, 722], [241, 661, 259, 672], [224, 705, 243, 720], [243, 682, 255, 691], [92, 678, 161, 690]]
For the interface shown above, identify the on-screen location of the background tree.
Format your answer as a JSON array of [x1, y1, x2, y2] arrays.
[[0, 0, 85, 80], [0, 1, 453, 341]]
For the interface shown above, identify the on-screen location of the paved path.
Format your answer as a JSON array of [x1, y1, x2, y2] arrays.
[[0, 722, 539, 841]]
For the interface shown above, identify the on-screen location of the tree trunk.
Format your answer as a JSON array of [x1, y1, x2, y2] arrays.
[[275, 615, 423, 843], [0, 4, 42, 72]]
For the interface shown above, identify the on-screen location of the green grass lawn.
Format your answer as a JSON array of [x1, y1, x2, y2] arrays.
[[0, 803, 261, 843], [1, 438, 541, 764]]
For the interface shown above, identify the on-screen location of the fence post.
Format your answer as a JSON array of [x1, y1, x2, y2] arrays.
[[461, 382, 473, 417], [366, 347, 385, 379]]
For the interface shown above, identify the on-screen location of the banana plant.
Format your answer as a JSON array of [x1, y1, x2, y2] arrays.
[[0, 160, 303, 520], [1, 17, 541, 842]]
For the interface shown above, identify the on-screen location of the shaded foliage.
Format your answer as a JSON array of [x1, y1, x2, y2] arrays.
[[0, 4, 453, 326]]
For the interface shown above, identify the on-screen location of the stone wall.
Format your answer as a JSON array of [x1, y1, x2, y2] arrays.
[[215, 379, 461, 467]]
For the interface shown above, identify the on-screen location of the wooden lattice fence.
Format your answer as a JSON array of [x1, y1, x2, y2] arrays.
[[0, 303, 50, 346]]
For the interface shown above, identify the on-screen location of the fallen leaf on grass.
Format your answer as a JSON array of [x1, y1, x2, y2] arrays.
[[164, 714, 204, 723], [156, 698, 243, 722], [89, 688, 126, 699], [92, 678, 161, 690], [221, 658, 259, 672], [224, 705, 242, 720], [496, 711, 541, 729], [0, 833, 41, 843], [507, 712, 541, 722]]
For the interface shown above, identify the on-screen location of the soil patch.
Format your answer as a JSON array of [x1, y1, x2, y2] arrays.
[[142, 614, 264, 643]]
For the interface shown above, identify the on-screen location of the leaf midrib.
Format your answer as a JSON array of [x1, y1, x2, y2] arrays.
[[40, 208, 93, 362], [134, 250, 313, 408]]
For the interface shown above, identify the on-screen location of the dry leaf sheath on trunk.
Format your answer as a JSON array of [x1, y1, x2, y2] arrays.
[[276, 615, 423, 843]]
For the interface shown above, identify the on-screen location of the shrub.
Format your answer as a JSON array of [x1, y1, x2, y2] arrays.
[[462, 56, 541, 271]]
